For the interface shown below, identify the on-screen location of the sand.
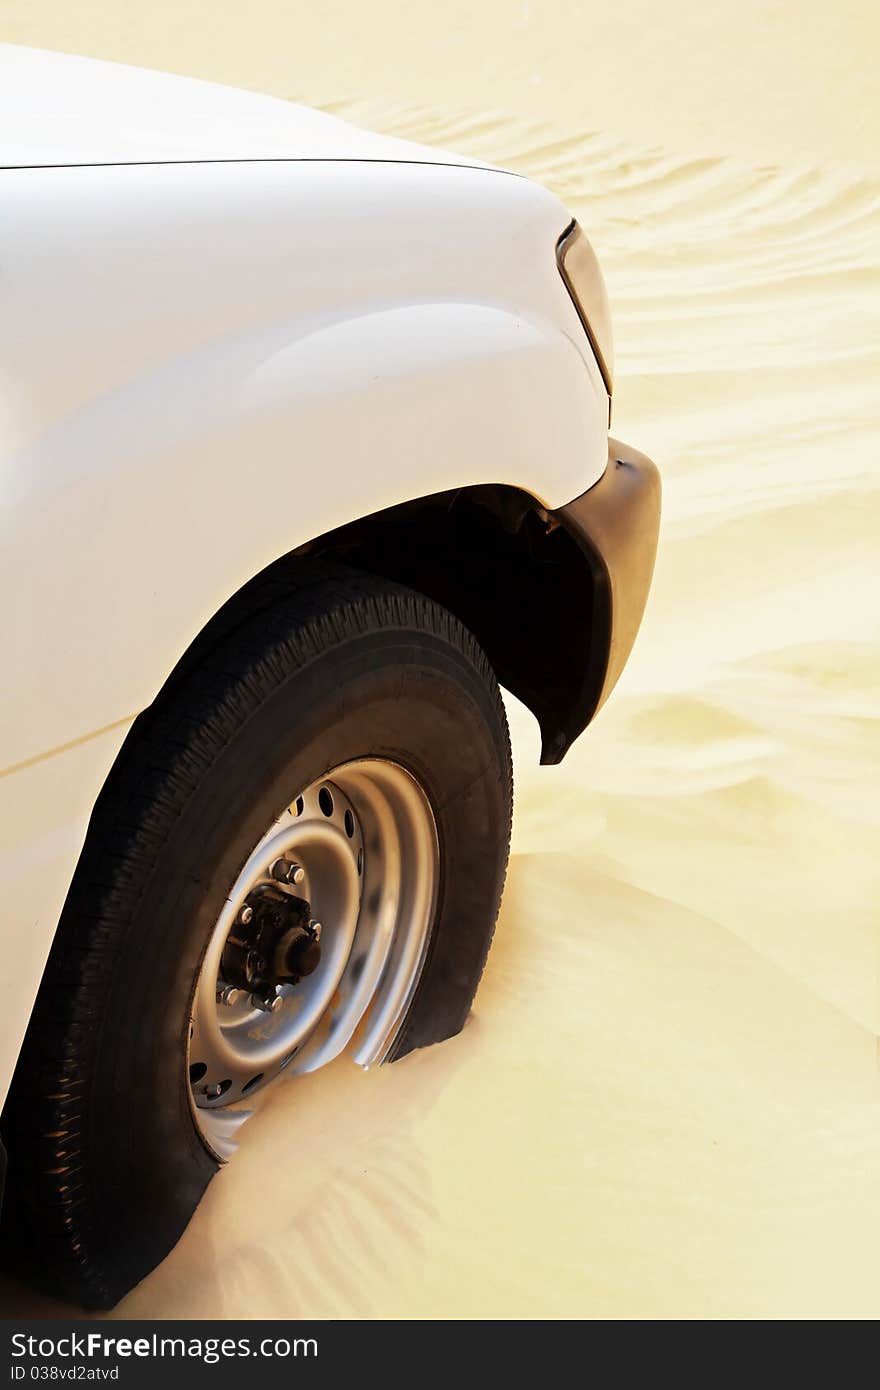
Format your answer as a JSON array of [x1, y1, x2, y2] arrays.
[[1, 2, 878, 1319]]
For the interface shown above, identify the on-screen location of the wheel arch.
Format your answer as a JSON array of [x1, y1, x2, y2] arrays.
[[167, 482, 608, 766]]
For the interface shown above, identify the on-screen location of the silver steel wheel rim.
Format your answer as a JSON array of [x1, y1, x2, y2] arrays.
[[187, 759, 439, 1159]]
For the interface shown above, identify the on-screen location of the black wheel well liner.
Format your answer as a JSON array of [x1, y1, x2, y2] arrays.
[[171, 484, 608, 766]]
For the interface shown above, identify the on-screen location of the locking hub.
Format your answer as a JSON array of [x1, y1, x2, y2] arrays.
[[220, 883, 322, 1002]]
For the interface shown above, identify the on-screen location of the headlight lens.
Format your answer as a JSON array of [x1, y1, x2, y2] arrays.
[[556, 220, 614, 398]]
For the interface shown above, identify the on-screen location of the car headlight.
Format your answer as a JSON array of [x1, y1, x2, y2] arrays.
[[556, 220, 614, 400]]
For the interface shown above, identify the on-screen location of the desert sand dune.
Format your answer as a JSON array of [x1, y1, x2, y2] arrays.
[[1, 3, 877, 1319]]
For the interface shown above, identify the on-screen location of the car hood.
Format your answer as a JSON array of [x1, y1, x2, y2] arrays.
[[0, 45, 490, 170]]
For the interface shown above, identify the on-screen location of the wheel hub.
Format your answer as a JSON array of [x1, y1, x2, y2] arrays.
[[220, 883, 322, 1005]]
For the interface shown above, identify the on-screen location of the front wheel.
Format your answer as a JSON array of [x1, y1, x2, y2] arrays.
[[3, 566, 512, 1308]]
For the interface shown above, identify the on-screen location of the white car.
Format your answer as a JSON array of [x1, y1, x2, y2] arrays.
[[0, 46, 660, 1307]]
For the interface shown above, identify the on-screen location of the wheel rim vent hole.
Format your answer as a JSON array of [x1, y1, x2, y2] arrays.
[[318, 787, 334, 817]]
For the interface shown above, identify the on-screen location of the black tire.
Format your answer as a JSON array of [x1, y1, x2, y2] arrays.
[[1, 565, 512, 1309]]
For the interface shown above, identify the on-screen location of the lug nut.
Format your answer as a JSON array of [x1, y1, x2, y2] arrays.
[[309, 919, 322, 940], [271, 858, 305, 886], [216, 985, 244, 1006], [204, 1083, 225, 1099], [238, 905, 254, 926]]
